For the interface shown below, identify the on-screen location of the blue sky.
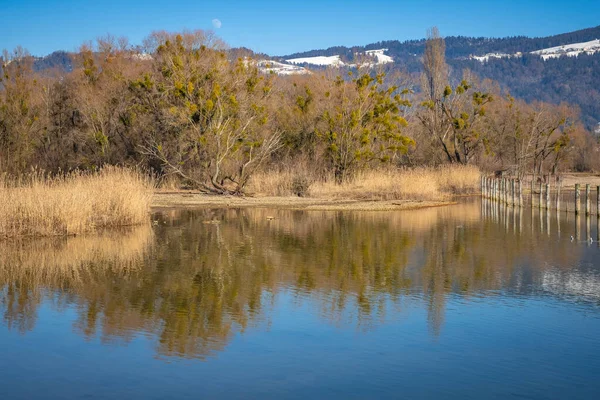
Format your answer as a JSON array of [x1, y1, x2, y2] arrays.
[[1, 0, 599, 56]]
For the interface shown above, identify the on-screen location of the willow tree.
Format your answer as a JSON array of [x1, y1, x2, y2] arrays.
[[318, 73, 414, 184], [131, 32, 281, 194], [418, 27, 492, 164]]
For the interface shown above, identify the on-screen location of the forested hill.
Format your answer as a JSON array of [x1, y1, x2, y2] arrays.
[[279, 25, 600, 130], [280, 25, 600, 60], [29, 26, 600, 130]]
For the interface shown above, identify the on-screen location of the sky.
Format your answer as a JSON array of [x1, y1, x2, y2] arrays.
[[1, 0, 599, 57]]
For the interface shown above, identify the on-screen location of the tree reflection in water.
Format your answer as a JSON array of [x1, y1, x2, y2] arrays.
[[0, 200, 594, 359]]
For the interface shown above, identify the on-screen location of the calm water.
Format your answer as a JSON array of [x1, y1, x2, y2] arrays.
[[1, 199, 600, 399]]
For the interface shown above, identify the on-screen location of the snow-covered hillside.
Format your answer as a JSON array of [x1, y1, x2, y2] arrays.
[[365, 49, 393, 64], [285, 49, 393, 68], [286, 55, 345, 67], [472, 39, 600, 62], [531, 39, 600, 60], [256, 60, 309, 75]]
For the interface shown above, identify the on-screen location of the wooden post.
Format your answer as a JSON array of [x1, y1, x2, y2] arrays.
[[545, 183, 550, 210], [483, 177, 487, 198], [512, 179, 516, 207], [531, 180, 535, 207], [485, 177, 489, 198], [539, 182, 543, 209], [483, 178, 490, 197], [484, 177, 488, 198], [499, 179, 503, 203], [597, 185, 600, 217], [519, 179, 523, 207], [556, 182, 561, 212], [556, 206, 561, 239], [481, 177, 485, 198], [575, 184, 580, 215], [495, 179, 499, 201], [586, 215, 591, 245], [586, 184, 591, 216]]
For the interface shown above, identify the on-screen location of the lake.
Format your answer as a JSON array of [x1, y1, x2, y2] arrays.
[[1, 199, 599, 399]]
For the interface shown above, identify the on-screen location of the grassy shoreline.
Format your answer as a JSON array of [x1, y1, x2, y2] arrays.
[[246, 165, 481, 200], [0, 165, 480, 239], [153, 165, 480, 211], [0, 167, 153, 239]]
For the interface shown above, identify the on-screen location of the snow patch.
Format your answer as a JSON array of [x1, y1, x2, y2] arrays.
[[471, 39, 600, 63], [532, 39, 600, 60], [285, 49, 393, 68], [471, 52, 514, 62], [286, 55, 345, 67], [257, 60, 310, 75], [365, 49, 393, 64]]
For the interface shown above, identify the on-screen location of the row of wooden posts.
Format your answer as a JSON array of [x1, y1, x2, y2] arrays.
[[480, 177, 600, 216]]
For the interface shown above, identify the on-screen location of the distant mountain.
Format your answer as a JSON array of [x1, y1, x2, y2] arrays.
[[28, 26, 600, 129], [279, 25, 600, 61], [276, 25, 600, 130], [32, 51, 73, 73]]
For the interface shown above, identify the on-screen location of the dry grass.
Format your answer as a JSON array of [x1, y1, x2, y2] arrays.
[[247, 170, 312, 196], [0, 167, 154, 239], [249, 165, 480, 201]]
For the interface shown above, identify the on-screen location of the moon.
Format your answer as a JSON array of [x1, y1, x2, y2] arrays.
[[212, 19, 222, 29]]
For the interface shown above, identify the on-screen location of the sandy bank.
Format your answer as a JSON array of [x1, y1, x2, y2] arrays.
[[151, 192, 455, 211]]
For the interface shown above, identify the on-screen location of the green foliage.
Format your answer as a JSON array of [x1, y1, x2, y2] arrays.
[[443, 85, 452, 97], [319, 72, 414, 183]]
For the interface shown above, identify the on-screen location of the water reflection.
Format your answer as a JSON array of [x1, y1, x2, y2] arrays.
[[1, 200, 599, 360]]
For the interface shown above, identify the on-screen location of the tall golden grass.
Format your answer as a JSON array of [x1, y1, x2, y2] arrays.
[[0, 167, 153, 239], [248, 165, 481, 201]]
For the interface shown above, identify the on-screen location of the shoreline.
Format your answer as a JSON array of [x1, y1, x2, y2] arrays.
[[151, 192, 456, 211]]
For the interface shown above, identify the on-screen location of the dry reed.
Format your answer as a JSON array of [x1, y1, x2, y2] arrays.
[[249, 165, 480, 201], [0, 167, 154, 239]]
